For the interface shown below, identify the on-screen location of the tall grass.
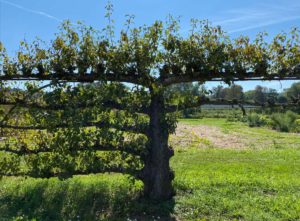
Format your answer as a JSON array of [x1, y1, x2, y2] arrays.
[[247, 113, 267, 127], [246, 111, 300, 133], [270, 111, 299, 132]]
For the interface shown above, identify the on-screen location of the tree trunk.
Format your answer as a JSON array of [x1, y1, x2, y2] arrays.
[[140, 91, 175, 201]]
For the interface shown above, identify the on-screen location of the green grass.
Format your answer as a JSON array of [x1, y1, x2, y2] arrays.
[[1, 118, 300, 220], [0, 175, 144, 221], [173, 148, 300, 220]]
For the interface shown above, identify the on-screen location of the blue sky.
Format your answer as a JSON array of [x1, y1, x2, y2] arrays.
[[0, 0, 299, 91]]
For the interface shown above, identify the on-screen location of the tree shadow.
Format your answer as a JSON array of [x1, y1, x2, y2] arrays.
[[127, 197, 177, 221]]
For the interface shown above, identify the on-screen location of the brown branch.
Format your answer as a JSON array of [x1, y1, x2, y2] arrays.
[[0, 120, 149, 134], [0, 142, 143, 156], [3, 73, 300, 85], [162, 70, 300, 86], [0, 166, 139, 179], [0, 72, 154, 87], [0, 82, 57, 127], [238, 103, 246, 116], [0, 100, 150, 115]]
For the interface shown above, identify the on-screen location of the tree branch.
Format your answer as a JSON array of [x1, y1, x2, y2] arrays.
[[0, 142, 144, 156], [0, 100, 150, 115], [0, 120, 149, 134], [0, 166, 139, 179], [0, 82, 57, 127], [0, 72, 154, 87], [161, 70, 300, 86]]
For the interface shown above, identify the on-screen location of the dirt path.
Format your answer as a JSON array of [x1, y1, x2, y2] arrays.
[[170, 123, 249, 149], [170, 121, 300, 149]]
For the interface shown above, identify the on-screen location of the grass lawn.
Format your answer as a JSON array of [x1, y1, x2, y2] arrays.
[[1, 118, 300, 221]]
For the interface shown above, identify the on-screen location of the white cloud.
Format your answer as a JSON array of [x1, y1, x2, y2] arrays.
[[0, 0, 62, 22], [228, 15, 300, 33], [212, 2, 300, 33]]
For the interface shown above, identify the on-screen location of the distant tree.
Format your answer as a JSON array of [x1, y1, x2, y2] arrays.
[[253, 85, 267, 103], [266, 88, 279, 103], [244, 90, 255, 101], [165, 82, 203, 99], [285, 82, 300, 101], [244, 85, 280, 103], [211, 84, 243, 100], [277, 94, 288, 104], [212, 85, 225, 99], [165, 83, 207, 117], [224, 84, 244, 101]]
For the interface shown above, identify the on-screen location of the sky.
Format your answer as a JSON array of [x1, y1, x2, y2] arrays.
[[0, 0, 300, 91]]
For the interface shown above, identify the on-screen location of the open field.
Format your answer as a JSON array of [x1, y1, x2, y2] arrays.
[[1, 118, 300, 221]]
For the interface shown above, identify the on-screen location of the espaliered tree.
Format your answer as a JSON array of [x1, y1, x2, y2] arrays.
[[0, 10, 300, 201]]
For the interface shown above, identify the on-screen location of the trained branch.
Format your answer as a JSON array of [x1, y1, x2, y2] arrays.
[[0, 120, 149, 135], [0, 82, 60, 128], [0, 166, 139, 179], [0, 100, 150, 115], [0, 142, 144, 156], [0, 72, 154, 87], [161, 70, 300, 86]]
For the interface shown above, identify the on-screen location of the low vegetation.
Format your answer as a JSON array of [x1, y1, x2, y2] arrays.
[[247, 111, 300, 133], [1, 118, 300, 221]]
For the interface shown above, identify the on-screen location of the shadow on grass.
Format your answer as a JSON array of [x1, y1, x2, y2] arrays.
[[0, 175, 176, 221]]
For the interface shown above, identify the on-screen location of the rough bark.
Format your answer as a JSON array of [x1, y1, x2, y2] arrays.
[[140, 91, 175, 201]]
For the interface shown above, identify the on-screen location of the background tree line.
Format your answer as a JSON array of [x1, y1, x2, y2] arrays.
[[167, 81, 300, 104]]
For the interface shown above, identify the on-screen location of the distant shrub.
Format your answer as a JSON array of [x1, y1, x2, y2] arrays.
[[270, 111, 299, 132], [247, 113, 267, 127], [181, 107, 202, 118], [227, 115, 247, 123], [185, 108, 245, 119], [295, 119, 300, 132]]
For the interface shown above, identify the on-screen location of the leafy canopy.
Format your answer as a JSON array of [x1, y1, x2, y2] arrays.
[[1, 15, 299, 86]]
